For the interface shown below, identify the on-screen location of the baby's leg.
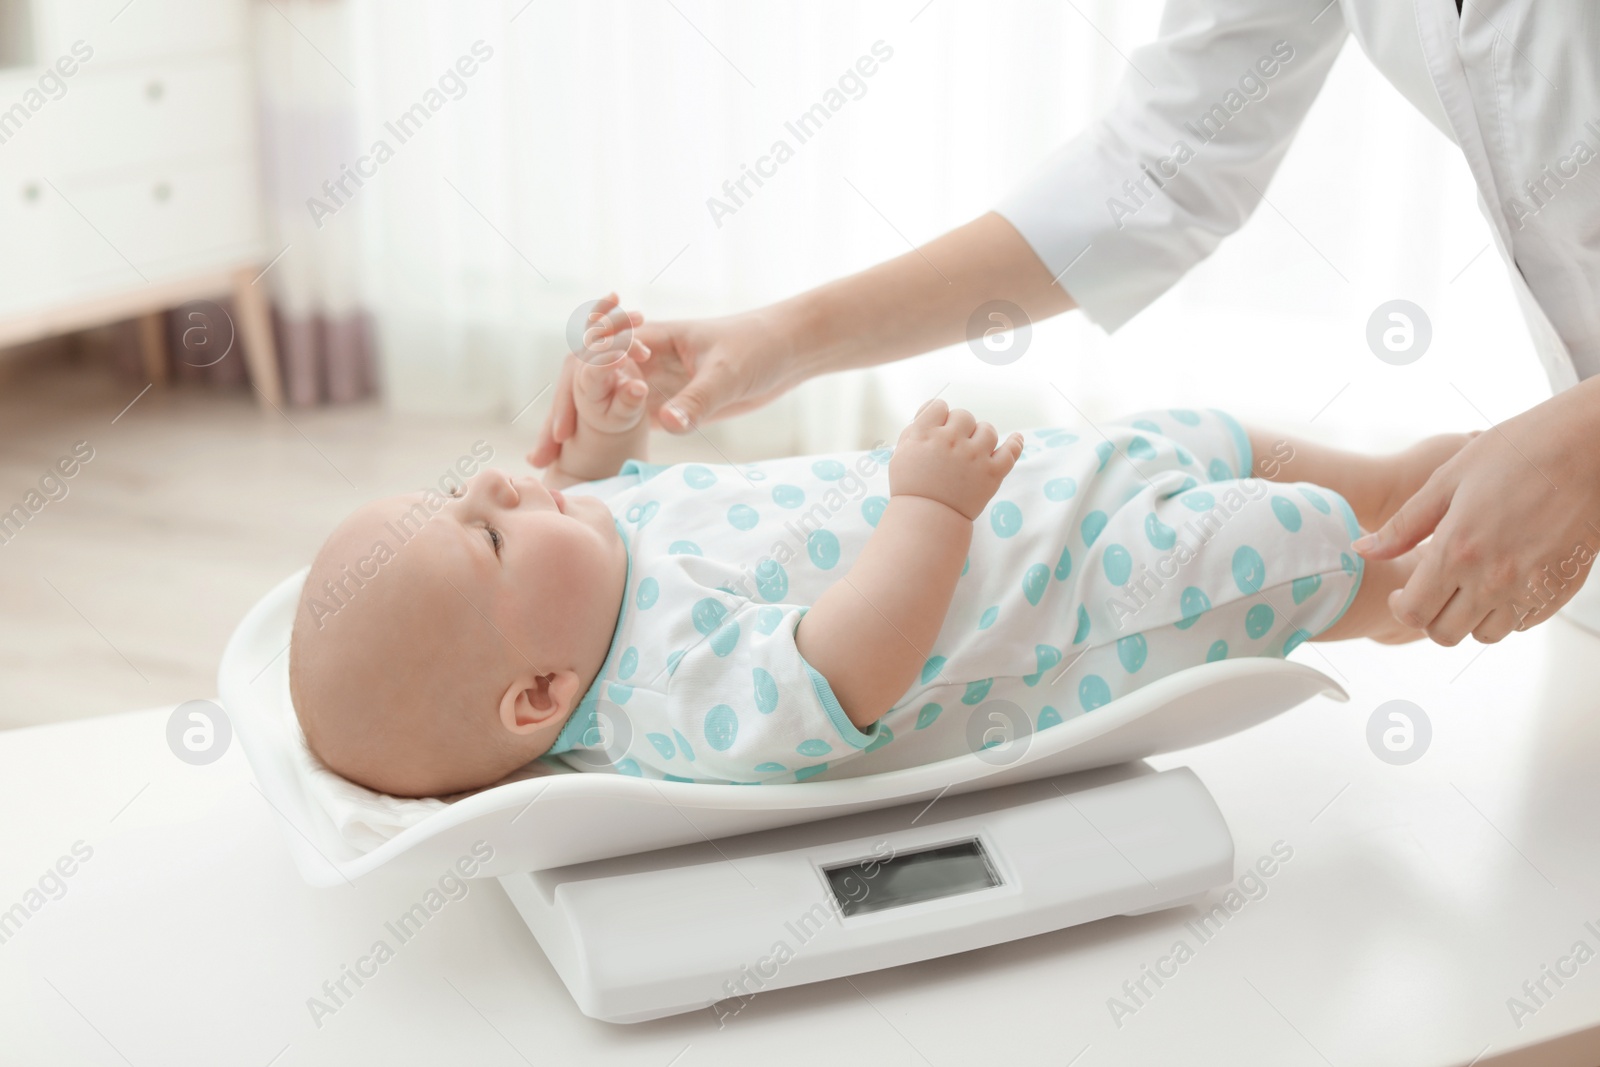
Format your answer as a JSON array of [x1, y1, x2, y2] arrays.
[[1315, 550, 1423, 644], [1245, 426, 1476, 533]]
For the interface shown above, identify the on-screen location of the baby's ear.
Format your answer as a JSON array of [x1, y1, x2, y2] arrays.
[[498, 669, 584, 735]]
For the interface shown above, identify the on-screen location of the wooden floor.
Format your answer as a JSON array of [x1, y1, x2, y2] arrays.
[[0, 348, 715, 731]]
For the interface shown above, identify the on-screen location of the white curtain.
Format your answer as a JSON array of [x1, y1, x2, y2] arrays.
[[259, 0, 1549, 453]]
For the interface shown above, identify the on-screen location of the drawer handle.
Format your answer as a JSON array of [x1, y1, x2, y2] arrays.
[[153, 181, 172, 202], [146, 80, 164, 101]]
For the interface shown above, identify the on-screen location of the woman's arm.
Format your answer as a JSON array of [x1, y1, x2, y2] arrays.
[[529, 212, 1071, 468], [795, 399, 1023, 729]]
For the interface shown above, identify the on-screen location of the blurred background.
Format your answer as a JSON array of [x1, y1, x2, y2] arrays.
[[0, 0, 1550, 730]]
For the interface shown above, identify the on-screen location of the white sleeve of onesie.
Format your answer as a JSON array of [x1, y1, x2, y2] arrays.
[[655, 603, 884, 784]]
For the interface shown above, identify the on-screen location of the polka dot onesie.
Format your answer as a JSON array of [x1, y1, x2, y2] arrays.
[[545, 408, 1364, 783]]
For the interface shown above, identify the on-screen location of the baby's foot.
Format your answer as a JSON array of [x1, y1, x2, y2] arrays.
[[1359, 432, 1479, 532]]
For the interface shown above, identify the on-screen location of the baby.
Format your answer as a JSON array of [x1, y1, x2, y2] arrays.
[[290, 308, 1463, 798]]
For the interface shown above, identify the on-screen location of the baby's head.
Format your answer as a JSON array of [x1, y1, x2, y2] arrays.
[[289, 468, 626, 797]]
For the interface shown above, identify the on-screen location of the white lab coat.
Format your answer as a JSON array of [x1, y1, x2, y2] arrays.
[[996, 0, 1600, 394]]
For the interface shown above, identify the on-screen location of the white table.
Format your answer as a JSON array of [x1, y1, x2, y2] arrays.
[[4, 618, 1599, 1066]]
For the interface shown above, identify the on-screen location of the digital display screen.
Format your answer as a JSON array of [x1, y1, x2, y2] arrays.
[[823, 839, 1000, 917]]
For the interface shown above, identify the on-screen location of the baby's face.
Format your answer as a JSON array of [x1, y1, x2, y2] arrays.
[[417, 468, 624, 649]]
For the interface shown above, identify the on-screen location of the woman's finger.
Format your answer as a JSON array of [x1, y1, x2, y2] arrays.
[[1387, 542, 1458, 630], [1354, 477, 1451, 560], [1472, 602, 1524, 644], [1425, 586, 1491, 647]]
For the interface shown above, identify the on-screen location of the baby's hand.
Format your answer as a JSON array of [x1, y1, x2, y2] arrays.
[[573, 352, 650, 435], [889, 398, 1022, 520]]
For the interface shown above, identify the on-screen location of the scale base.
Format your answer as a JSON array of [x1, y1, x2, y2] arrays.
[[500, 763, 1234, 1023]]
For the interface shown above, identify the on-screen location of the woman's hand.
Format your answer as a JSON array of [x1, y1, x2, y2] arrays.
[[889, 398, 1024, 521], [1355, 378, 1600, 644]]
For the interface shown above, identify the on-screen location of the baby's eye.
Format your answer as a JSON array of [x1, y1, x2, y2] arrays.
[[486, 526, 502, 553]]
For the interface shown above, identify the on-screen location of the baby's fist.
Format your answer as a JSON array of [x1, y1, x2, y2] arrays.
[[889, 398, 1023, 521], [573, 353, 650, 435]]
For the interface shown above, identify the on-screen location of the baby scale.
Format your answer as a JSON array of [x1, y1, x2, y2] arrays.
[[222, 568, 1344, 1024]]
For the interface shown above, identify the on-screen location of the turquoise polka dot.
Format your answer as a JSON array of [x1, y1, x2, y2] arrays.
[[1117, 634, 1148, 673], [668, 540, 702, 555], [742, 466, 767, 481], [663, 774, 693, 783], [1291, 573, 1322, 604], [812, 459, 847, 480], [1079, 675, 1112, 711], [754, 559, 789, 601], [754, 606, 783, 634], [607, 682, 633, 704], [921, 655, 947, 683], [1271, 496, 1302, 532], [1044, 477, 1078, 501], [692, 598, 726, 634], [1176, 587, 1211, 630], [727, 503, 759, 530], [614, 758, 642, 776], [636, 577, 659, 609], [646, 732, 676, 759], [1297, 486, 1332, 514], [772, 484, 805, 508], [709, 620, 741, 657], [1206, 639, 1228, 662], [1341, 552, 1358, 575], [1127, 435, 1157, 460], [807, 529, 841, 569], [797, 739, 832, 757], [794, 764, 829, 782], [753, 668, 779, 713], [1208, 458, 1232, 482], [1181, 490, 1216, 512], [704, 705, 739, 751], [914, 703, 942, 729], [1038, 706, 1063, 730], [990, 501, 1023, 538], [1245, 603, 1275, 638], [962, 678, 993, 705], [1145, 513, 1176, 550], [1023, 563, 1050, 606], [754, 761, 786, 773], [625, 500, 660, 526], [1082, 510, 1108, 545], [962, 556, 969, 576], [1024, 644, 1061, 686], [862, 496, 888, 526], [1132, 418, 1162, 433], [673, 729, 695, 761], [1233, 546, 1267, 594], [618, 646, 638, 680], [1169, 408, 1201, 426], [1172, 476, 1198, 494], [1073, 604, 1091, 644], [1094, 440, 1115, 471], [1103, 544, 1132, 585], [1054, 546, 1073, 581], [978, 606, 999, 629], [683, 465, 716, 489], [666, 649, 685, 674], [1284, 627, 1312, 654], [864, 726, 894, 753], [868, 446, 892, 463], [1174, 446, 1193, 466]]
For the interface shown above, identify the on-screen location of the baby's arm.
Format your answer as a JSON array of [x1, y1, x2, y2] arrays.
[[543, 300, 653, 489], [796, 400, 1023, 731]]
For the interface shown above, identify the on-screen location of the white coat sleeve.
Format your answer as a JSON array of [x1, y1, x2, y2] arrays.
[[995, 0, 1350, 331]]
